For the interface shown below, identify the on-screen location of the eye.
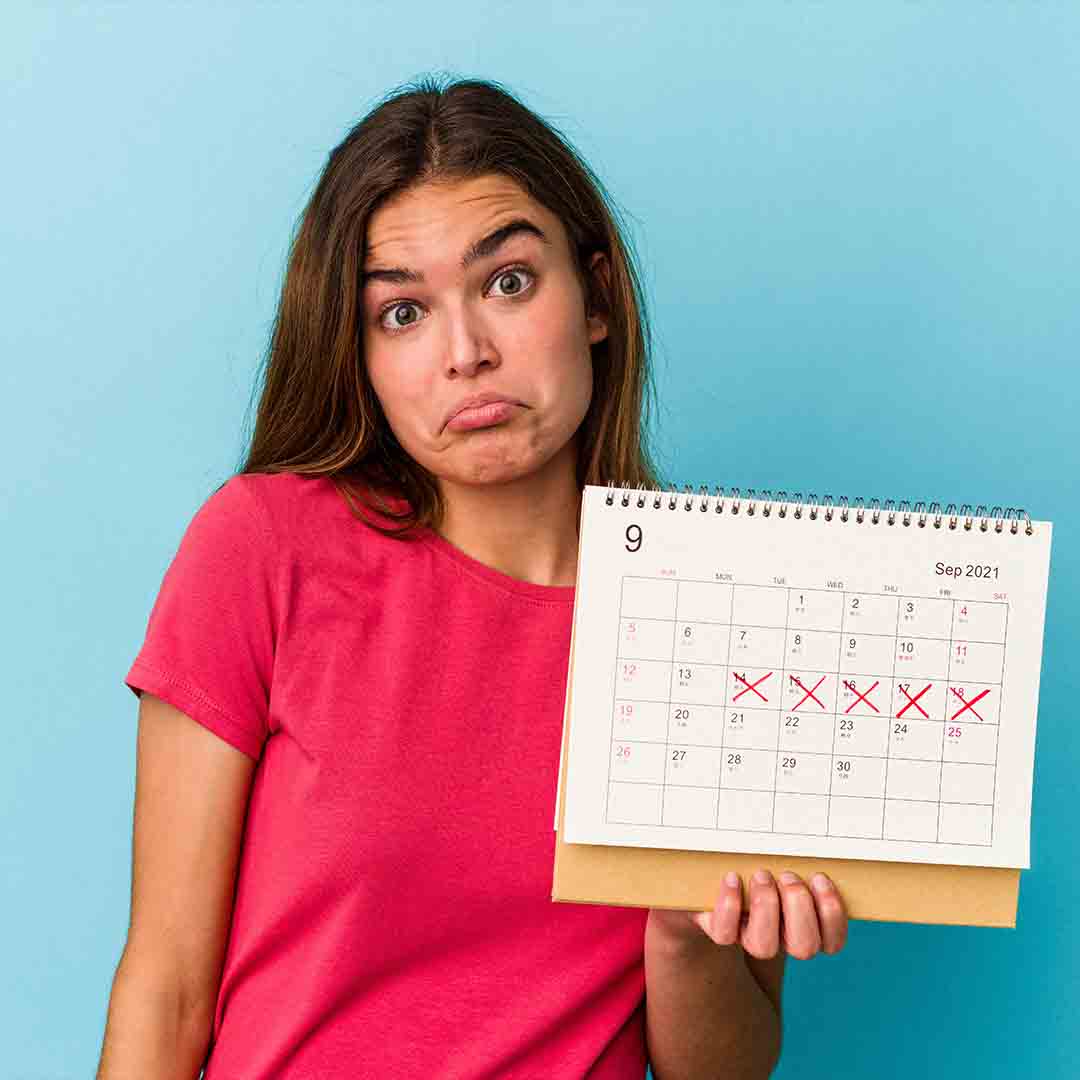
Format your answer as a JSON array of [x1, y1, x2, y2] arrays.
[[376, 263, 537, 335]]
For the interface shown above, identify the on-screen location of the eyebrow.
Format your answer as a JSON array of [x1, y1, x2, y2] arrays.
[[361, 217, 550, 287]]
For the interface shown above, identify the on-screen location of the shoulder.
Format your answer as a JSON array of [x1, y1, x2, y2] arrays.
[[213, 470, 342, 534], [219, 470, 420, 558]]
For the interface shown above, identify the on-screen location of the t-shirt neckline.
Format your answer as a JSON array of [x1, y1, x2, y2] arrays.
[[419, 527, 576, 603]]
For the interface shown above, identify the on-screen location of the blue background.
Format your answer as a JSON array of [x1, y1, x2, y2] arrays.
[[3, 3, 1076, 1077]]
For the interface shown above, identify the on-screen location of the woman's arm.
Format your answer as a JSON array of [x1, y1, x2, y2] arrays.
[[97, 693, 256, 1078], [644, 869, 847, 1079], [644, 922, 782, 1080], [97, 967, 215, 1080]]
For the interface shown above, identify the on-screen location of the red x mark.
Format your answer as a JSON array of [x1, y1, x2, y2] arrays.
[[843, 679, 880, 714], [897, 683, 933, 718], [732, 671, 772, 702], [790, 674, 826, 710], [950, 687, 990, 722]]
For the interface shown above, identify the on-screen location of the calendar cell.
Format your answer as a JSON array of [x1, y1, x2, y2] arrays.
[[720, 747, 776, 791], [675, 580, 733, 623], [613, 699, 668, 743], [943, 721, 997, 765], [894, 636, 949, 679], [666, 745, 723, 787], [776, 751, 831, 795], [888, 716, 944, 760], [729, 624, 785, 668], [716, 788, 774, 831], [893, 679, 946, 722], [773, 792, 829, 835], [883, 799, 939, 842], [727, 667, 778, 710], [945, 683, 1000, 725], [827, 796, 884, 839], [731, 584, 788, 627], [833, 714, 889, 757], [780, 672, 838, 714], [830, 754, 887, 798], [897, 595, 953, 638], [621, 577, 675, 620], [938, 802, 993, 845], [839, 633, 896, 676], [662, 785, 718, 829], [784, 628, 842, 671], [618, 617, 674, 662], [952, 600, 1007, 644], [941, 762, 995, 804], [616, 657, 671, 701], [723, 708, 779, 751], [841, 593, 898, 635], [948, 641, 1004, 685], [669, 661, 727, 706], [885, 758, 942, 801], [668, 703, 724, 748], [611, 740, 665, 784], [607, 781, 662, 825], [778, 711, 835, 754], [787, 588, 844, 632], [672, 621, 730, 665], [838, 676, 892, 717]]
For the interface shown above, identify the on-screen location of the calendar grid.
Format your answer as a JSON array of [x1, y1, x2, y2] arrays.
[[880, 591, 901, 842], [721, 579, 736, 830], [939, 597, 955, 842], [660, 581, 679, 827], [822, 595, 846, 837], [603, 570, 627, 828], [989, 604, 1009, 848], [607, 576, 1006, 847]]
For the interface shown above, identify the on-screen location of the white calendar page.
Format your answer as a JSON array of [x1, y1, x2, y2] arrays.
[[559, 485, 1052, 869]]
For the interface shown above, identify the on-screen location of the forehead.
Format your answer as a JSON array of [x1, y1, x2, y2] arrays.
[[363, 174, 565, 267]]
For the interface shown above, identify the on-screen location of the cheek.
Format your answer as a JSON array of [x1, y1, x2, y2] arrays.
[[366, 351, 425, 427], [528, 286, 594, 385]]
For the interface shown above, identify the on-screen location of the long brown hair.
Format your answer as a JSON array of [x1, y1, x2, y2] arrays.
[[232, 73, 667, 536]]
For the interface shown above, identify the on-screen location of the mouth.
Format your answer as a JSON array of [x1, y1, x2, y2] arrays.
[[444, 399, 522, 433]]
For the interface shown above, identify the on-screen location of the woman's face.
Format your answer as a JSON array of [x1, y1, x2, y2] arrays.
[[361, 174, 608, 489]]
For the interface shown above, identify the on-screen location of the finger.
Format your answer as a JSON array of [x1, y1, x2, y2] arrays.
[[777, 872, 822, 959], [809, 873, 849, 954], [706, 871, 744, 945], [740, 869, 781, 959]]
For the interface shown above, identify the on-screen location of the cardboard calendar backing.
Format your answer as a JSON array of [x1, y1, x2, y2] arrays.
[[551, 529, 1021, 930]]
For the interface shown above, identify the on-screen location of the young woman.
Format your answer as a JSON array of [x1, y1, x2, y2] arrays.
[[99, 75, 847, 1080]]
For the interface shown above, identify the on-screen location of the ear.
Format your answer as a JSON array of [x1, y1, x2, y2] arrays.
[[585, 249, 611, 346]]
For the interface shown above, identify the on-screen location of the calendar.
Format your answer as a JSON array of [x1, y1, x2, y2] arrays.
[[559, 485, 1053, 870]]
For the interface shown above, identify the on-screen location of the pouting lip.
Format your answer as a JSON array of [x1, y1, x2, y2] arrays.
[[442, 391, 523, 430]]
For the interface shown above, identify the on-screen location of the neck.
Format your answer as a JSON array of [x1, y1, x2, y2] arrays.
[[434, 444, 582, 588]]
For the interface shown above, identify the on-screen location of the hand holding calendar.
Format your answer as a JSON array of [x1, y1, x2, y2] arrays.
[[649, 867, 850, 959], [553, 484, 1053, 926]]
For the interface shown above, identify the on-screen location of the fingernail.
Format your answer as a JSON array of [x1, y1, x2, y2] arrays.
[[779, 871, 799, 885], [725, 871, 740, 888], [811, 873, 832, 892], [753, 869, 772, 884]]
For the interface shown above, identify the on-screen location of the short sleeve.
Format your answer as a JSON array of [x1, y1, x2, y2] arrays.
[[123, 475, 278, 761]]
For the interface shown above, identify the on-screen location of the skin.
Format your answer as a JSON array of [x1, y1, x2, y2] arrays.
[[361, 172, 849, 964], [361, 172, 603, 588], [649, 868, 849, 959]]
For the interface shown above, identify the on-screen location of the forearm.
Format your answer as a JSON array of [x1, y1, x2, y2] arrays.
[[97, 963, 213, 1080], [644, 919, 782, 1080]]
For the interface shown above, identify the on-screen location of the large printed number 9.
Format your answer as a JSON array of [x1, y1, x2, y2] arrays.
[[625, 524, 642, 552]]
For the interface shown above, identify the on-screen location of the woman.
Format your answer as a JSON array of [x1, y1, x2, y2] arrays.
[[99, 75, 847, 1080]]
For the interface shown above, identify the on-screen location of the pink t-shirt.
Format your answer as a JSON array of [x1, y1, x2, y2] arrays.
[[124, 471, 649, 1078]]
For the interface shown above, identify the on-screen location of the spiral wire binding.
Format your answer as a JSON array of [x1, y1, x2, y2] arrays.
[[603, 483, 1033, 535]]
